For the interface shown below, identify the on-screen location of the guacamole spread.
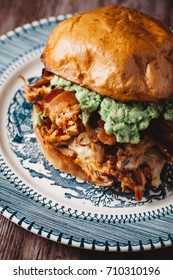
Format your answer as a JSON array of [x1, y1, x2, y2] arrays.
[[51, 76, 173, 144]]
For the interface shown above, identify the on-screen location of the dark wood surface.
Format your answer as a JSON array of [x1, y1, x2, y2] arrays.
[[0, 0, 173, 260]]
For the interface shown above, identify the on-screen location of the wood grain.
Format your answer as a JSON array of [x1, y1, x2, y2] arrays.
[[0, 0, 172, 36], [0, 0, 173, 260]]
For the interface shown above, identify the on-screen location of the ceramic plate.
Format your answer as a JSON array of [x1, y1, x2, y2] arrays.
[[0, 16, 173, 252]]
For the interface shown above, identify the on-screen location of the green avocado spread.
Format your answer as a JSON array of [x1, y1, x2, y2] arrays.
[[50, 76, 173, 144]]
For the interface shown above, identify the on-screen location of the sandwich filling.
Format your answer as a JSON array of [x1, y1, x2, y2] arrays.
[[50, 75, 173, 144], [22, 69, 173, 201]]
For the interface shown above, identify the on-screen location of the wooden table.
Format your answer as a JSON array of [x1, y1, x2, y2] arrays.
[[0, 0, 173, 260]]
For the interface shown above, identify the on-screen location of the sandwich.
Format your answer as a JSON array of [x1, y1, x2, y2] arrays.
[[21, 5, 173, 201]]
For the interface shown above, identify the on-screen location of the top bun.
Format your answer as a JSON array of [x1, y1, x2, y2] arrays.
[[41, 5, 173, 102]]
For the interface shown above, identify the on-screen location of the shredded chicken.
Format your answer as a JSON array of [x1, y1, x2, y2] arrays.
[[44, 90, 83, 137], [20, 69, 53, 104]]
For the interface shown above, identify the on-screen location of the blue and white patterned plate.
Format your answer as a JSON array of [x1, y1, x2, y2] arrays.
[[0, 16, 173, 252]]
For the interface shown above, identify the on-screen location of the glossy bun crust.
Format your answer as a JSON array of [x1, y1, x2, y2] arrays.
[[41, 5, 173, 102]]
